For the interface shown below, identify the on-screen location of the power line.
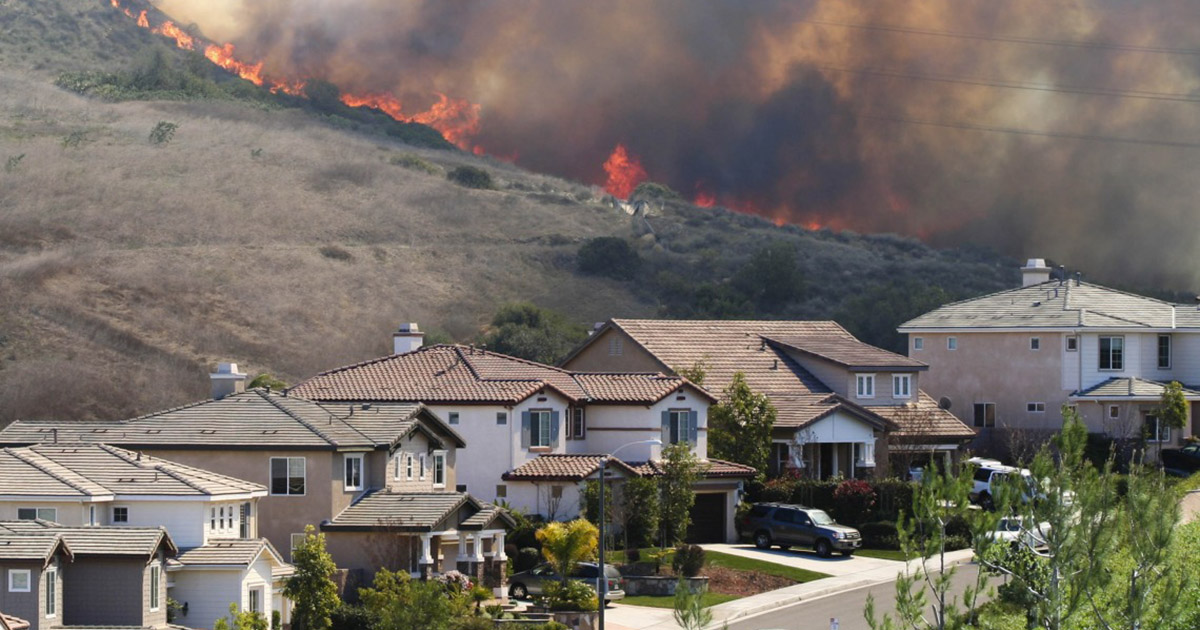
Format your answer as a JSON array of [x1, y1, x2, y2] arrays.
[[799, 17, 1200, 56], [859, 113, 1200, 149], [815, 64, 1200, 103]]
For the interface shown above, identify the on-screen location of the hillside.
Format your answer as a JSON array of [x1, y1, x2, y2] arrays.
[[0, 0, 1019, 423]]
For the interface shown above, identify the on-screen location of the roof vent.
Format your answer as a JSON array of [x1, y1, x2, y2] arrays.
[[1021, 258, 1051, 287]]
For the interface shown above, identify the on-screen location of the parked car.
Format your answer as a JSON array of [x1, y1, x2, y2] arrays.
[[969, 459, 1036, 509], [1160, 442, 1200, 475], [508, 561, 624, 603], [987, 516, 1051, 551], [738, 502, 862, 558]]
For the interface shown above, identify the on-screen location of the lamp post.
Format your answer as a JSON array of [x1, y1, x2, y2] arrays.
[[598, 438, 662, 630]]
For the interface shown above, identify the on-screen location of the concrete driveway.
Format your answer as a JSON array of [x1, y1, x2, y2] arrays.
[[702, 543, 904, 577]]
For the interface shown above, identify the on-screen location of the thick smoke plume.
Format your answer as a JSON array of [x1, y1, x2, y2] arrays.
[[153, 0, 1200, 287]]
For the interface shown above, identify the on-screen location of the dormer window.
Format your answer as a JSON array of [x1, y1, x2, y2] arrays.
[[892, 374, 911, 399], [856, 374, 876, 399], [344, 454, 364, 491]]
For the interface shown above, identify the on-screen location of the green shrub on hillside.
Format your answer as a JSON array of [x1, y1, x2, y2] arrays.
[[482, 303, 587, 364], [631, 181, 681, 200], [577, 237, 641, 280], [389, 153, 440, 175], [447, 165, 495, 190]]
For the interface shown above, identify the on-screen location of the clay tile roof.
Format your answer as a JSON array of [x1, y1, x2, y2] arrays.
[[765, 336, 927, 370], [321, 491, 479, 532], [1, 612, 30, 630], [502, 454, 643, 482], [289, 345, 707, 405], [0, 521, 177, 558], [865, 393, 976, 440], [175, 538, 287, 568], [1072, 377, 1200, 399], [631, 458, 756, 479]]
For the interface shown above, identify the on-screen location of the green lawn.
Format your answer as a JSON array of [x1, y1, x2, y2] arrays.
[[618, 592, 740, 609], [607, 547, 830, 584], [854, 548, 911, 561]]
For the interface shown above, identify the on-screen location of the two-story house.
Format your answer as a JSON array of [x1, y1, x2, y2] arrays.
[[0, 384, 507, 589], [288, 328, 753, 542], [0, 527, 69, 630], [562, 319, 976, 478], [899, 259, 1200, 455], [0, 443, 288, 630], [0, 521, 175, 629]]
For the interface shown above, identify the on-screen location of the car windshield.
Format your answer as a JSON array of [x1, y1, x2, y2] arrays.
[[809, 509, 835, 525]]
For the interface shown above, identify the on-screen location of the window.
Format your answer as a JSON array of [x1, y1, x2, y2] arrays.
[[1109, 405, 1121, 419], [668, 409, 690, 445], [608, 336, 623, 356], [46, 568, 57, 617], [947, 337, 958, 350], [1146, 414, 1171, 443], [1027, 402, 1046, 413], [88, 505, 96, 526], [344, 454, 364, 491], [270, 457, 306, 495], [496, 411, 508, 425], [1066, 336, 1078, 351], [1030, 337, 1040, 350], [240, 503, 250, 539], [7, 569, 30, 593], [973, 403, 996, 428], [432, 451, 446, 488], [892, 374, 911, 399], [406, 454, 414, 481], [448, 412, 460, 425], [856, 374, 875, 399], [210, 505, 239, 537], [149, 565, 161, 611], [550, 485, 564, 499], [290, 533, 306, 558], [913, 337, 924, 351], [572, 408, 585, 439], [419, 453, 426, 481], [1099, 336, 1124, 370], [1159, 334, 1172, 369], [530, 410, 552, 448], [495, 484, 507, 499], [17, 508, 56, 522], [247, 587, 261, 614]]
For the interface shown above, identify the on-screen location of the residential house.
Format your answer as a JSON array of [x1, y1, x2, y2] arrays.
[[898, 259, 1200, 455], [562, 319, 976, 477], [0, 527, 69, 630], [288, 327, 754, 542], [0, 443, 288, 630], [172, 538, 293, 628], [0, 384, 506, 588], [0, 521, 175, 629]]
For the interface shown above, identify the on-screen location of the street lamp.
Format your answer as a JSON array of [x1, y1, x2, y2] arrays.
[[598, 438, 662, 630]]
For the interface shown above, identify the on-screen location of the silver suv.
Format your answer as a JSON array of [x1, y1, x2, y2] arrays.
[[738, 503, 862, 558]]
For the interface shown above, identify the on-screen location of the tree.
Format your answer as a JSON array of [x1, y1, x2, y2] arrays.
[[673, 578, 713, 630], [583, 476, 660, 552], [359, 568, 469, 630], [708, 372, 775, 480], [535, 519, 599, 581], [446, 165, 495, 190], [248, 374, 287, 390], [673, 361, 708, 386], [577, 237, 641, 281], [837, 281, 953, 354], [731, 241, 804, 312], [481, 302, 588, 364], [658, 443, 705, 546], [1159, 380, 1188, 431], [283, 525, 340, 630], [214, 603, 268, 630]]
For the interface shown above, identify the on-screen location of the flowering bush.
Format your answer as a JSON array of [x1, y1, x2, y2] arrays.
[[436, 570, 473, 592], [833, 479, 876, 526]]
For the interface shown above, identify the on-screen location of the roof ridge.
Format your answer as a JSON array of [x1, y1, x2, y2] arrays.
[[310, 400, 381, 446], [258, 389, 340, 447], [6, 447, 102, 497]]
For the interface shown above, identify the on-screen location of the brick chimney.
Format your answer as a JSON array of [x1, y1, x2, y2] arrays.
[[210, 363, 247, 400], [393, 323, 424, 355], [1021, 258, 1051, 287]]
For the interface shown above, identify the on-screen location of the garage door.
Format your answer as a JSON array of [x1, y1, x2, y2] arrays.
[[686, 493, 726, 543]]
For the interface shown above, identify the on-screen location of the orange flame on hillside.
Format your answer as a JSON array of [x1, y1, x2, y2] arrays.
[[203, 42, 266, 87], [339, 92, 481, 151], [602, 144, 647, 199], [136, 10, 148, 28], [152, 21, 194, 50]]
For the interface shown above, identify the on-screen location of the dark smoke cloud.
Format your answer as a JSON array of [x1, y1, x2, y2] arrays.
[[156, 0, 1200, 288]]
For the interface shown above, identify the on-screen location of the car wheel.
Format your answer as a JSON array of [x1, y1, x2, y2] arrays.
[[754, 531, 772, 549], [815, 539, 833, 558], [509, 583, 529, 600]]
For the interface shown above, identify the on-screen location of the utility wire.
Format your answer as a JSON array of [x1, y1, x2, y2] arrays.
[[799, 17, 1200, 56], [859, 113, 1200, 149]]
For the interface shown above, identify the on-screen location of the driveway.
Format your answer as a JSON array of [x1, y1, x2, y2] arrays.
[[702, 543, 904, 578]]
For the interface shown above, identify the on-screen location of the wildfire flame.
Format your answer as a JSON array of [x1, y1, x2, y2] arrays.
[[151, 21, 194, 51], [602, 144, 647, 199], [135, 9, 148, 28]]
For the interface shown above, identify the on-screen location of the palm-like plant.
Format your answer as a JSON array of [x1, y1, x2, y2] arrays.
[[535, 519, 599, 582]]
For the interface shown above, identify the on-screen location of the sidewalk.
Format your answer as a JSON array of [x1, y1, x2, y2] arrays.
[[604, 548, 977, 630]]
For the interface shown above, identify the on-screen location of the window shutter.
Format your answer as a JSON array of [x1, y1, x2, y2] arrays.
[[689, 410, 699, 445], [521, 411, 531, 449], [661, 411, 671, 445], [550, 411, 561, 448]]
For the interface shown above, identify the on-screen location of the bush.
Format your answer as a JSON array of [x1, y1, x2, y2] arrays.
[[671, 544, 706, 578], [319, 245, 353, 261], [577, 237, 641, 281], [330, 603, 378, 630], [516, 547, 541, 572], [625, 547, 641, 564], [540, 579, 598, 612], [454, 617, 494, 630], [833, 479, 876, 526], [759, 474, 800, 503], [631, 181, 681, 200], [871, 479, 915, 522], [447, 165, 495, 189], [389, 153, 440, 175], [859, 521, 900, 550]]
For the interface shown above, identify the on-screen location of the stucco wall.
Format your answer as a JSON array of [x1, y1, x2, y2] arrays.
[[172, 568, 242, 630], [505, 481, 583, 521], [0, 503, 91, 526], [563, 328, 666, 373], [583, 390, 710, 461], [324, 531, 419, 580]]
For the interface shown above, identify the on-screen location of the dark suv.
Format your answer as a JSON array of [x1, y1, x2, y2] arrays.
[[739, 503, 862, 557]]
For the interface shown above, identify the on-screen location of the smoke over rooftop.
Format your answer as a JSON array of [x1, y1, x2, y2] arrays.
[[153, 0, 1200, 287]]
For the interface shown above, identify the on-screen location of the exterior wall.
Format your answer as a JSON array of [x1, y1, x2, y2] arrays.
[[582, 391, 711, 461], [911, 332, 1069, 432], [0, 559, 56, 630], [0, 502, 91, 526], [323, 531, 419, 581], [242, 557, 275, 621], [564, 328, 666, 374], [1075, 400, 1190, 446], [61, 558, 148, 627], [505, 481, 583, 521], [386, 431, 443, 493], [171, 568, 242, 630], [140, 449, 334, 562], [784, 351, 920, 407]]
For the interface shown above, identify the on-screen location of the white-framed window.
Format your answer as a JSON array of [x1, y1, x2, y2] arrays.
[[240, 503, 251, 539], [88, 505, 97, 526], [913, 337, 924, 351], [1066, 336, 1078, 352], [448, 412, 460, 425], [530, 410, 552, 448], [1158, 334, 1172, 369], [210, 505, 239, 537], [394, 455, 403, 480], [892, 374, 911, 399], [1030, 337, 1040, 350], [947, 337, 958, 351], [608, 336, 623, 356], [290, 533, 306, 558], [667, 409, 690, 445], [974, 402, 996, 428], [856, 374, 875, 399], [270, 457, 306, 495], [419, 453, 427, 481], [149, 565, 161, 611], [496, 411, 508, 425], [17, 508, 56, 522], [45, 568, 57, 617], [406, 454, 414, 481], [1146, 414, 1171, 443], [7, 569, 30, 593], [571, 408, 585, 439], [432, 451, 446, 488], [344, 454, 364, 491], [1027, 402, 1046, 413], [1109, 405, 1121, 419], [248, 586, 262, 614], [1099, 336, 1124, 371], [495, 484, 507, 499]]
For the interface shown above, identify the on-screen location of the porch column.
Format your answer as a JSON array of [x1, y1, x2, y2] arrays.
[[457, 535, 469, 562], [831, 444, 839, 478], [850, 444, 856, 479], [419, 534, 434, 579], [471, 533, 485, 562], [494, 532, 507, 560]]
